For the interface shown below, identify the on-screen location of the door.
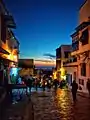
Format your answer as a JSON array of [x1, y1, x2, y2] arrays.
[[66, 74, 72, 85]]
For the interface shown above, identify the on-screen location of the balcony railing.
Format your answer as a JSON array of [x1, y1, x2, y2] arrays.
[[63, 57, 77, 65]]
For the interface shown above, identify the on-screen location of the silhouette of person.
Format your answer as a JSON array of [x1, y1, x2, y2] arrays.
[[27, 75, 33, 94], [71, 80, 78, 102], [35, 78, 38, 91]]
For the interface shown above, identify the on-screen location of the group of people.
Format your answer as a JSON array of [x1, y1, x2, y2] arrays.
[[22, 76, 78, 102], [19, 75, 53, 92], [4, 73, 90, 103]]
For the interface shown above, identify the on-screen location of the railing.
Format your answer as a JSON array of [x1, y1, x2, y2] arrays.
[[63, 57, 77, 65]]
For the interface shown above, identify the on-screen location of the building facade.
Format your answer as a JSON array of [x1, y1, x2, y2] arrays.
[[0, 0, 19, 85], [56, 45, 72, 80], [64, 0, 90, 92]]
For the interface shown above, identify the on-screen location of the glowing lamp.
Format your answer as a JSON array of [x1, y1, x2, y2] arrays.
[[61, 75, 66, 80], [8, 54, 13, 60], [60, 67, 66, 76], [60, 67, 66, 80], [53, 71, 57, 79], [13, 55, 17, 61]]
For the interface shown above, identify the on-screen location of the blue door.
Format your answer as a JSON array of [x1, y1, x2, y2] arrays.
[[66, 74, 72, 85]]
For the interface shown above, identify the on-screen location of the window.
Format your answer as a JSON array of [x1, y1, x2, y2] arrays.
[[81, 29, 88, 45], [79, 79, 84, 86], [81, 63, 86, 76], [64, 51, 70, 58], [73, 57, 77, 62], [72, 41, 79, 51]]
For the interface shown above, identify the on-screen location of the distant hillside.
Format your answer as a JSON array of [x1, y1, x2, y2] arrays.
[[35, 66, 55, 70]]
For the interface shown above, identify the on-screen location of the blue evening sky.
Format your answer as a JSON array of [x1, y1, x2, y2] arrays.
[[4, 0, 84, 60]]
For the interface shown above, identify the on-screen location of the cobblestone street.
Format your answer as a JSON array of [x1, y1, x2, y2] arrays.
[[2, 96, 34, 120], [31, 88, 90, 120]]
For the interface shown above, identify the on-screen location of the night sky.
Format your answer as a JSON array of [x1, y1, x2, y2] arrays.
[[4, 0, 84, 62]]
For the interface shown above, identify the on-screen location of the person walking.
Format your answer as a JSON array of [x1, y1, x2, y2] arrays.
[[54, 79, 58, 90], [71, 80, 78, 102], [35, 78, 38, 91], [27, 75, 33, 94], [42, 77, 46, 91], [86, 78, 90, 98]]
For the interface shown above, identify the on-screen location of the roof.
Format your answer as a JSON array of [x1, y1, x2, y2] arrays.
[[79, 0, 87, 10], [71, 31, 79, 38], [75, 21, 90, 31], [56, 44, 72, 50], [61, 44, 71, 47]]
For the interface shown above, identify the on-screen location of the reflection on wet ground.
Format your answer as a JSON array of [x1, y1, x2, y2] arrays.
[[12, 87, 42, 103], [31, 88, 90, 120], [54, 89, 73, 120]]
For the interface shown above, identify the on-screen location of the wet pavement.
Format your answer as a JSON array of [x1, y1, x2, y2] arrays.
[[2, 88, 90, 120], [2, 96, 34, 120], [1, 89, 34, 120], [31, 88, 90, 120]]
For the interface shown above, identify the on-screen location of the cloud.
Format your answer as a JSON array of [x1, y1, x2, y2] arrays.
[[43, 53, 56, 59], [35, 59, 52, 63]]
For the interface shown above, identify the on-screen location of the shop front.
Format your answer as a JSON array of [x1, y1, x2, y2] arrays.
[[0, 47, 18, 86], [0, 57, 18, 85]]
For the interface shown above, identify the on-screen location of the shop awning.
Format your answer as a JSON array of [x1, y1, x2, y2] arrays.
[[0, 47, 10, 55]]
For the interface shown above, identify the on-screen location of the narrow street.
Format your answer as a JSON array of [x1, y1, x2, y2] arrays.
[[0, 0, 90, 120], [31, 88, 90, 120]]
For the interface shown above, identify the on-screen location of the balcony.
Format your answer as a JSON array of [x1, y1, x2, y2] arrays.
[[79, 44, 90, 54], [63, 57, 78, 67], [71, 39, 79, 56], [4, 15, 16, 29], [71, 50, 79, 56], [71, 43, 90, 56]]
